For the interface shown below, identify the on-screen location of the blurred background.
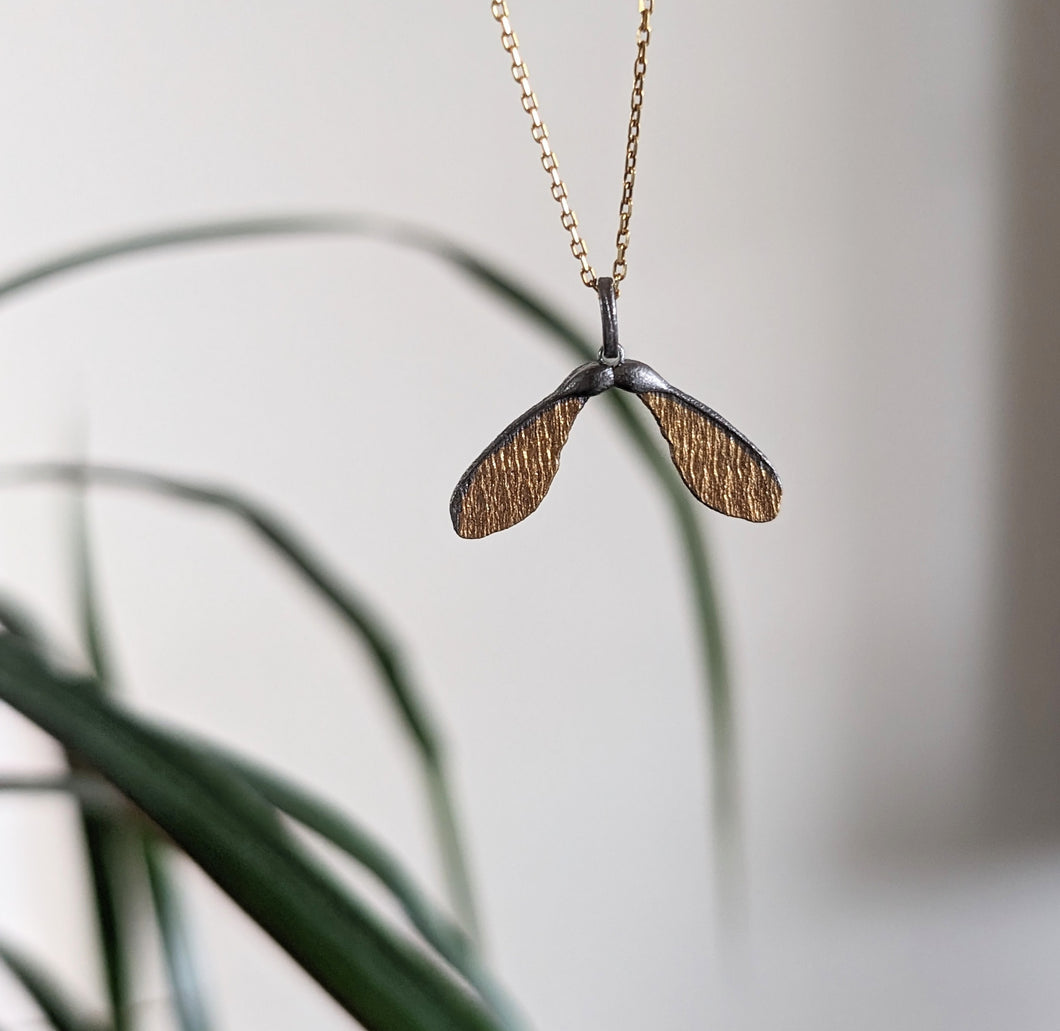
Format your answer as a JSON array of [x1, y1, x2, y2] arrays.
[[1, 1, 1057, 1028]]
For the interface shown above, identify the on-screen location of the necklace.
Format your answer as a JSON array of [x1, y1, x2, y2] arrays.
[[451, 1, 781, 539]]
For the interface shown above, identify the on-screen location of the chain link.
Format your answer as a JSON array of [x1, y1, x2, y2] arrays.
[[490, 1, 653, 293], [612, 1, 652, 289]]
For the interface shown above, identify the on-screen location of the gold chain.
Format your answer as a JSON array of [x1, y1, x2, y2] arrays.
[[613, 2, 652, 287], [490, 1, 654, 294]]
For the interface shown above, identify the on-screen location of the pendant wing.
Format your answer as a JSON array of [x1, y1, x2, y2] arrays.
[[638, 389, 781, 522], [450, 394, 588, 538]]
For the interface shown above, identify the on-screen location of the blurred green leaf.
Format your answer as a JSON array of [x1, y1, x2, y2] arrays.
[[0, 772, 126, 815], [74, 496, 214, 1031], [0, 938, 108, 1031], [0, 216, 380, 302], [0, 594, 46, 646], [0, 717, 525, 1029], [201, 747, 526, 1031], [71, 805, 133, 1031], [70, 495, 136, 1031], [141, 842, 213, 1031], [10, 480, 517, 1024], [1, 461, 480, 940], [0, 637, 505, 1031]]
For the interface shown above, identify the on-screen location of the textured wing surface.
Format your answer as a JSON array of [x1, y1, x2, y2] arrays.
[[451, 396, 587, 538], [639, 391, 781, 522]]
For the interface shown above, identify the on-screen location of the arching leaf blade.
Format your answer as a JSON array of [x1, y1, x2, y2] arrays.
[[0, 460, 480, 942], [74, 496, 214, 1031], [0, 637, 504, 1031], [0, 938, 108, 1031]]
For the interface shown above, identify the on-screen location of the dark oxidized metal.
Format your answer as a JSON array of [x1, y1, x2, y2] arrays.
[[450, 283, 782, 537], [596, 276, 622, 365]]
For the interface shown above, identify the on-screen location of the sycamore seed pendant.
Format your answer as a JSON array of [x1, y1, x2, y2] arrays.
[[450, 278, 781, 538]]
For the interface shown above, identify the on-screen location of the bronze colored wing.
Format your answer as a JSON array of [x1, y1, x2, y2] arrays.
[[639, 390, 782, 522], [450, 395, 588, 538]]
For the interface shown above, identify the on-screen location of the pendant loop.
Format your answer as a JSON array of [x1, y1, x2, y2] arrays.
[[597, 276, 623, 366]]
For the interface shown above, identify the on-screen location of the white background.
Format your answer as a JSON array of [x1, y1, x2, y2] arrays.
[[2, 3, 1058, 1030]]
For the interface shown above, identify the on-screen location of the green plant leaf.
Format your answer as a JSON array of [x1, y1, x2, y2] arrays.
[[72, 806, 133, 1031], [0, 216, 380, 303], [0, 593, 46, 645], [0, 636, 505, 1031], [0, 938, 108, 1031], [69, 494, 136, 1031], [74, 488, 519, 1028], [12, 497, 521, 1027], [141, 842, 214, 1031], [0, 725, 525, 1029], [74, 496, 214, 1031], [2, 527, 138, 1031], [0, 772, 127, 815], [199, 746, 526, 1031], [1, 462, 481, 941]]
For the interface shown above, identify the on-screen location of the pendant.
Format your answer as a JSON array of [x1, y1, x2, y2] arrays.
[[451, 278, 781, 538]]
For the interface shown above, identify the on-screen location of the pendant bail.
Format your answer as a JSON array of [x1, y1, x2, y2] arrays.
[[597, 276, 623, 366]]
